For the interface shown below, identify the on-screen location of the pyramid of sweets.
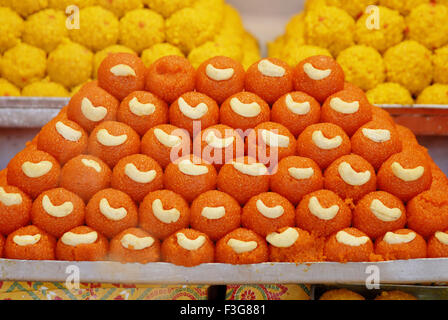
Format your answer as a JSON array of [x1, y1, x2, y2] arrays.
[[0, 0, 260, 97], [0, 52, 448, 267], [269, 0, 448, 105]]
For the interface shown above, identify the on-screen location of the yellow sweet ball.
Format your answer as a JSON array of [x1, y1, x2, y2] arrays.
[[10, 0, 48, 17], [188, 41, 242, 69], [241, 32, 261, 70], [285, 12, 306, 39], [282, 43, 332, 67], [97, 0, 143, 18], [326, 0, 379, 18], [406, 3, 448, 50], [304, 0, 329, 12], [93, 45, 136, 78], [384, 40, 433, 95], [141, 43, 184, 67], [379, 0, 429, 15], [143, 0, 195, 18], [0, 7, 24, 53], [355, 6, 405, 53], [0, 78, 21, 96], [337, 45, 385, 91], [119, 9, 165, 54], [304, 5, 356, 56], [433, 46, 448, 84], [217, 4, 245, 40], [69, 6, 119, 52], [268, 35, 287, 60], [22, 78, 70, 97], [366, 82, 414, 105], [22, 9, 68, 53], [48, 0, 97, 10], [416, 84, 448, 105], [47, 40, 93, 89], [1, 43, 46, 88]]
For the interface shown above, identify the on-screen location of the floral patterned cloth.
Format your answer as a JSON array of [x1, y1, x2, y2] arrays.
[[226, 284, 311, 300]]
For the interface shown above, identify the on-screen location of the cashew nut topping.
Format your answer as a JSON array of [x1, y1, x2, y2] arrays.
[[0, 187, 22, 206], [55, 121, 82, 142], [99, 198, 128, 221], [330, 97, 360, 114], [227, 238, 258, 254], [121, 233, 155, 250], [178, 159, 209, 176], [369, 199, 402, 222], [205, 131, 235, 149], [13, 234, 41, 246], [312, 130, 342, 150], [362, 128, 391, 143], [266, 227, 299, 248], [435, 231, 448, 245], [201, 206, 226, 220], [154, 128, 182, 148], [129, 97, 156, 117], [256, 199, 284, 219], [288, 167, 314, 180], [178, 97, 208, 120], [391, 162, 424, 182], [61, 231, 98, 246], [81, 159, 102, 173], [231, 161, 268, 176], [308, 196, 339, 220], [42, 195, 74, 218], [230, 97, 261, 118], [176, 232, 206, 251], [124, 163, 156, 184], [258, 59, 286, 77], [81, 97, 107, 122], [110, 64, 136, 77], [96, 129, 128, 147], [303, 63, 331, 80], [205, 64, 234, 81], [152, 199, 180, 223], [383, 231, 416, 244], [22, 161, 53, 178], [336, 230, 369, 246], [338, 162, 371, 186], [285, 94, 310, 115], [260, 129, 290, 148]]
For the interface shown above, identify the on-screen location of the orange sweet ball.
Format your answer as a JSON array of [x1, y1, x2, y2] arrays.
[[353, 191, 407, 240], [56, 226, 108, 261], [270, 156, 323, 205], [344, 82, 365, 96], [139, 189, 190, 240], [0, 234, 4, 257], [268, 227, 325, 263], [377, 150, 432, 202], [217, 156, 270, 205], [145, 55, 196, 104], [293, 55, 345, 104], [296, 123, 351, 169], [407, 190, 448, 238], [117, 91, 169, 136], [169, 91, 219, 136], [87, 121, 141, 168], [245, 58, 293, 105], [7, 149, 61, 199], [161, 228, 214, 267], [371, 106, 395, 126], [324, 227, 374, 262], [241, 192, 295, 237], [374, 229, 427, 260], [396, 124, 419, 150], [215, 228, 269, 264], [67, 85, 119, 133], [4, 225, 56, 260], [196, 56, 246, 105], [324, 154, 377, 202], [351, 121, 402, 170], [271, 92, 321, 137], [97, 53, 146, 101], [111, 154, 163, 203], [296, 189, 352, 237], [85, 188, 138, 239], [220, 92, 270, 131], [60, 155, 112, 202], [109, 227, 161, 264], [0, 169, 7, 186], [0, 185, 32, 235], [190, 190, 241, 241], [427, 230, 448, 258], [321, 89, 373, 136], [31, 188, 85, 238]]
